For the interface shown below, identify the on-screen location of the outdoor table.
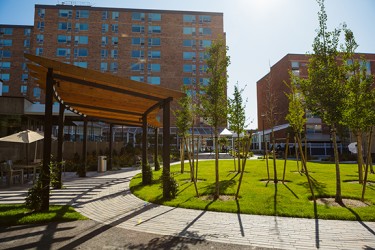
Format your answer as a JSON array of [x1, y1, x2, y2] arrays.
[[12, 164, 41, 184]]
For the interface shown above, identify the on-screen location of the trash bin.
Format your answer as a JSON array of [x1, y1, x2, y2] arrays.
[[98, 156, 107, 172]]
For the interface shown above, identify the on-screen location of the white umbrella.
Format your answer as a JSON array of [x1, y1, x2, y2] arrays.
[[348, 142, 357, 154]]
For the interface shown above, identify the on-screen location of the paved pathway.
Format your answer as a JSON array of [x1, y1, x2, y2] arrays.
[[1, 165, 375, 250]]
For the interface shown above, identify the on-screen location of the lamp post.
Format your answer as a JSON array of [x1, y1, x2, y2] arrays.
[[261, 114, 266, 158]]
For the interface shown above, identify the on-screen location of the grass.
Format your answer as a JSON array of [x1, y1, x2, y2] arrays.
[[0, 204, 87, 227], [130, 159, 375, 221]]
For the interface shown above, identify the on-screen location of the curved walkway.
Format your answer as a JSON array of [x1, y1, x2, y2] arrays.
[[1, 166, 375, 250]]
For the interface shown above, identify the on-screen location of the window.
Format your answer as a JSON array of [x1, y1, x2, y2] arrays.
[[360, 60, 371, 75], [132, 37, 145, 45], [0, 62, 11, 69], [183, 27, 196, 35], [37, 21, 45, 31], [148, 13, 161, 21], [132, 25, 144, 33], [147, 76, 160, 85], [132, 12, 145, 21], [183, 39, 196, 47], [131, 63, 144, 71], [74, 48, 88, 57], [36, 48, 43, 56], [36, 34, 44, 43], [57, 35, 71, 43], [148, 38, 160, 46], [22, 74, 28, 81], [183, 77, 195, 85], [148, 63, 160, 72], [110, 62, 118, 72], [0, 50, 11, 58], [306, 124, 322, 134], [24, 28, 31, 36], [200, 78, 209, 86], [199, 52, 209, 60], [75, 23, 88, 31], [100, 62, 108, 72], [199, 15, 211, 23], [59, 9, 72, 18], [38, 8, 45, 18], [111, 49, 118, 59], [24, 39, 30, 47], [183, 15, 196, 23], [200, 40, 211, 48], [57, 48, 71, 57], [199, 27, 211, 35], [183, 64, 196, 73], [0, 39, 12, 46], [199, 65, 208, 73], [291, 61, 299, 69], [101, 49, 108, 59], [0, 73, 10, 81], [102, 24, 108, 33], [112, 24, 118, 33], [58, 22, 72, 30], [2, 85, 9, 94], [74, 62, 88, 68], [0, 28, 13, 35], [131, 50, 144, 58], [112, 11, 119, 20], [112, 37, 118, 45], [74, 35, 88, 44], [33, 87, 41, 99], [101, 36, 108, 46], [22, 63, 28, 71], [148, 51, 160, 59], [131, 76, 144, 82], [183, 52, 196, 60], [20, 86, 28, 95], [76, 10, 89, 19], [102, 11, 108, 20]]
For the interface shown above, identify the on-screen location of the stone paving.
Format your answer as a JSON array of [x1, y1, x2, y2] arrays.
[[1, 166, 375, 250]]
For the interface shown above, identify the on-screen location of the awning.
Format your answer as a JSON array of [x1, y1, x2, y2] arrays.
[[25, 54, 185, 127]]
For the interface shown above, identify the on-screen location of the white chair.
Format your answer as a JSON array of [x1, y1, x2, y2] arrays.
[[4, 160, 24, 185]]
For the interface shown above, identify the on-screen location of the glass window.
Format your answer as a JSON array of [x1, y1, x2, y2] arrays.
[[131, 63, 144, 71], [183, 27, 196, 35], [22, 74, 28, 81], [112, 11, 119, 20], [360, 60, 371, 75], [36, 48, 43, 56], [37, 21, 44, 30], [24, 39, 30, 47], [33, 87, 41, 98], [199, 15, 211, 23], [110, 62, 118, 72], [131, 76, 144, 82], [183, 15, 196, 23], [57, 48, 71, 57], [36, 34, 44, 43], [111, 49, 118, 59], [101, 49, 108, 58], [38, 8, 45, 18], [131, 37, 145, 45], [76, 10, 89, 19], [2, 85, 9, 93], [199, 65, 208, 73], [148, 51, 160, 59], [199, 52, 209, 60], [58, 22, 72, 30], [200, 40, 211, 48], [102, 11, 108, 20], [132, 25, 144, 33], [199, 27, 211, 35], [131, 50, 144, 58], [20, 86, 28, 95], [22, 63, 27, 71], [74, 35, 88, 44], [102, 24, 108, 33], [0, 62, 11, 69], [0, 50, 11, 58], [75, 23, 88, 31], [100, 62, 108, 72], [112, 37, 118, 45], [200, 78, 209, 86], [183, 77, 193, 85], [148, 38, 160, 46], [132, 12, 145, 21], [0, 28, 13, 35], [74, 62, 88, 68], [57, 35, 71, 43], [101, 36, 108, 45], [183, 64, 196, 73], [147, 76, 160, 85], [112, 24, 118, 33], [183, 39, 196, 47], [0, 39, 12, 46], [183, 52, 196, 60], [24, 28, 31, 36], [148, 13, 161, 21], [0, 73, 10, 81], [291, 61, 299, 69], [74, 48, 88, 57], [59, 9, 72, 18], [148, 63, 160, 72]]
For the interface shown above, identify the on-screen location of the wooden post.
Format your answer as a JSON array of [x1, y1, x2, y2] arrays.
[[163, 99, 171, 199], [81, 118, 88, 177], [142, 116, 148, 184], [108, 123, 113, 170], [56, 102, 65, 189], [154, 127, 160, 171]]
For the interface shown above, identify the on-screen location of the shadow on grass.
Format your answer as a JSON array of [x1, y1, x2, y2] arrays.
[[201, 179, 237, 195], [282, 183, 299, 199], [340, 203, 375, 236]]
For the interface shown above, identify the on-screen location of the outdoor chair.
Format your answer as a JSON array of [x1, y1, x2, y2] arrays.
[[0, 160, 24, 186]]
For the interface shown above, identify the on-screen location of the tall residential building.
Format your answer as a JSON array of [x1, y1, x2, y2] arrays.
[[256, 53, 375, 155]]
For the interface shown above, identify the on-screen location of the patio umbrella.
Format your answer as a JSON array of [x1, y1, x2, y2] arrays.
[[0, 130, 44, 164], [348, 142, 357, 154]]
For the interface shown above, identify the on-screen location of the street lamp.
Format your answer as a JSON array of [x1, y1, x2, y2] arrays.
[[261, 113, 266, 158]]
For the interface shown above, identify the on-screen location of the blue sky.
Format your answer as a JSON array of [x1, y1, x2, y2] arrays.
[[1, 0, 374, 129]]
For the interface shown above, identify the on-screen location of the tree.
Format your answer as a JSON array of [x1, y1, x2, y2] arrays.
[[228, 82, 247, 173], [300, 0, 345, 203], [201, 38, 230, 199], [341, 27, 375, 184]]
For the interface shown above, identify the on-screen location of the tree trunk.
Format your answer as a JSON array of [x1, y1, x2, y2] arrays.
[[214, 133, 220, 199], [356, 132, 364, 184], [294, 136, 300, 173], [282, 134, 289, 183], [272, 129, 277, 183], [266, 141, 270, 181], [332, 127, 342, 203], [180, 137, 185, 174], [236, 136, 251, 199], [297, 135, 315, 201], [237, 135, 241, 173], [196, 137, 199, 181], [362, 127, 373, 201]]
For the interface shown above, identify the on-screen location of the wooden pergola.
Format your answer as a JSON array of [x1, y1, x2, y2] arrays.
[[25, 53, 185, 208]]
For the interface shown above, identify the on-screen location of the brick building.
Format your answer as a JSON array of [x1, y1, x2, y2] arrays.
[[256, 53, 375, 156]]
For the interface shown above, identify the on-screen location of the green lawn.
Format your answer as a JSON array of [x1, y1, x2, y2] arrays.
[[130, 159, 375, 221], [0, 204, 87, 227]]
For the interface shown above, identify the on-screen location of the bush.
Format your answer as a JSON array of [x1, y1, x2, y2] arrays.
[[160, 175, 179, 199], [142, 163, 153, 185]]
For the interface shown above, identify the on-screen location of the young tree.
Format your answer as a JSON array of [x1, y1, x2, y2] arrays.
[[228, 82, 247, 173], [201, 38, 230, 199], [300, 0, 345, 203]]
